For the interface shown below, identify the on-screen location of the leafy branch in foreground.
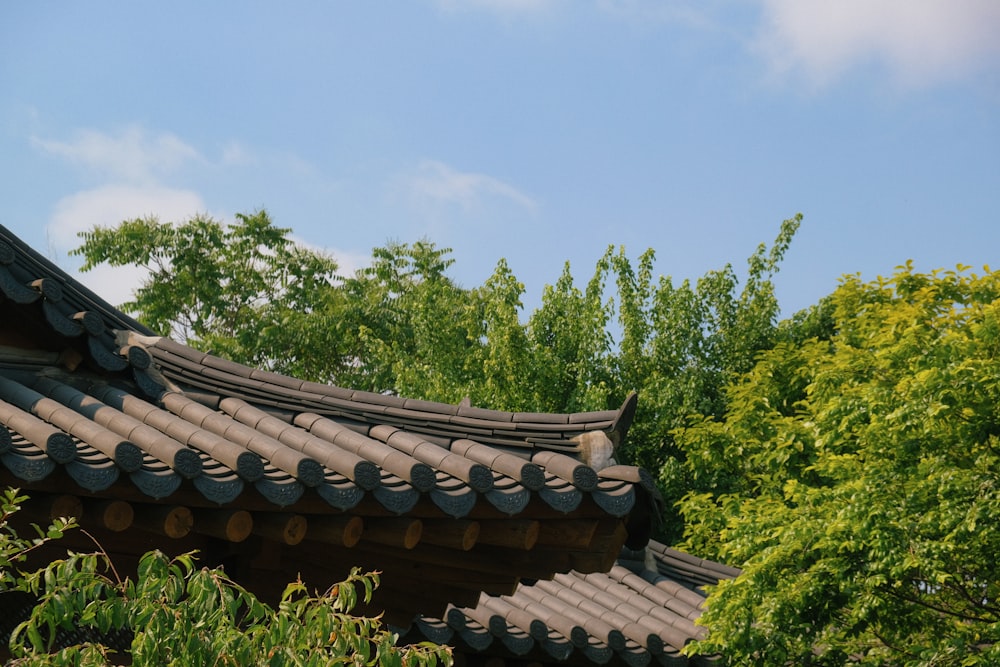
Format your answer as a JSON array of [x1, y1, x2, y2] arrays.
[[0, 488, 76, 592], [0, 491, 449, 666]]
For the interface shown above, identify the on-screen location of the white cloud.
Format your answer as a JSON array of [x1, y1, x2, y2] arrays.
[[408, 160, 538, 213], [48, 184, 206, 254], [755, 0, 1000, 89], [32, 123, 362, 307], [71, 262, 149, 313], [32, 126, 201, 185], [221, 140, 259, 167], [289, 234, 371, 280]]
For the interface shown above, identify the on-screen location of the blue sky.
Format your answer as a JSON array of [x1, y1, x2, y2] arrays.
[[2, 1, 998, 319]]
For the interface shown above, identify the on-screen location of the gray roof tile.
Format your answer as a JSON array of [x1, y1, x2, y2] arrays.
[[409, 542, 733, 666]]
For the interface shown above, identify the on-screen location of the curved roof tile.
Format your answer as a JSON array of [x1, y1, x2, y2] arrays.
[[403, 542, 736, 666]]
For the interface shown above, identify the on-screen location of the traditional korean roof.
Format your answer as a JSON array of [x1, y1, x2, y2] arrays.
[[0, 224, 657, 622], [403, 541, 740, 667], [0, 345, 641, 518]]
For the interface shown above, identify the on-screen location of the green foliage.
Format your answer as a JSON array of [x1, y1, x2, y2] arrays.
[[72, 210, 345, 380], [680, 264, 1000, 665], [610, 215, 802, 539], [70, 210, 1000, 662], [1, 502, 449, 666], [334, 240, 484, 401], [524, 255, 615, 413], [0, 489, 77, 593]]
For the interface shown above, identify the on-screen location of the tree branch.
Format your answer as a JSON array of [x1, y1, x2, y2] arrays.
[[880, 584, 991, 624]]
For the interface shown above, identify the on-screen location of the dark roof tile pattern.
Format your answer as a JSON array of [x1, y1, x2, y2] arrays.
[[141, 336, 637, 452], [405, 542, 738, 666], [0, 366, 643, 517], [0, 230, 154, 339], [0, 365, 636, 516]]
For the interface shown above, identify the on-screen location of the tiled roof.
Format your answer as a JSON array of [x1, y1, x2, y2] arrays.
[[0, 224, 657, 622], [403, 541, 740, 667], [0, 364, 643, 519]]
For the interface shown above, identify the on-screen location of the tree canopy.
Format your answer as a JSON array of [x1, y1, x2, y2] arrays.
[[73, 211, 344, 378], [679, 264, 1000, 665]]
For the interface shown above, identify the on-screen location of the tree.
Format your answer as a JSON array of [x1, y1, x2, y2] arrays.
[[333, 239, 484, 400], [679, 264, 1000, 665], [607, 216, 801, 540], [0, 490, 449, 666], [72, 211, 347, 382], [523, 254, 615, 414]]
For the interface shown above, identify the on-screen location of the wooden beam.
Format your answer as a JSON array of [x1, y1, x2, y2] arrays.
[[534, 519, 599, 549], [253, 513, 307, 545], [133, 504, 193, 539], [193, 509, 253, 543], [345, 540, 558, 581], [362, 518, 422, 550], [89, 499, 133, 532], [420, 519, 479, 551], [318, 545, 520, 594], [476, 519, 538, 550], [306, 515, 363, 547], [18, 493, 83, 524], [597, 519, 629, 572]]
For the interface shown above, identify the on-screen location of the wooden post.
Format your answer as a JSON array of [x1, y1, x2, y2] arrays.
[[362, 518, 422, 550], [307, 516, 363, 547], [421, 520, 480, 551], [253, 513, 308, 546], [193, 509, 253, 543], [133, 505, 193, 539]]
